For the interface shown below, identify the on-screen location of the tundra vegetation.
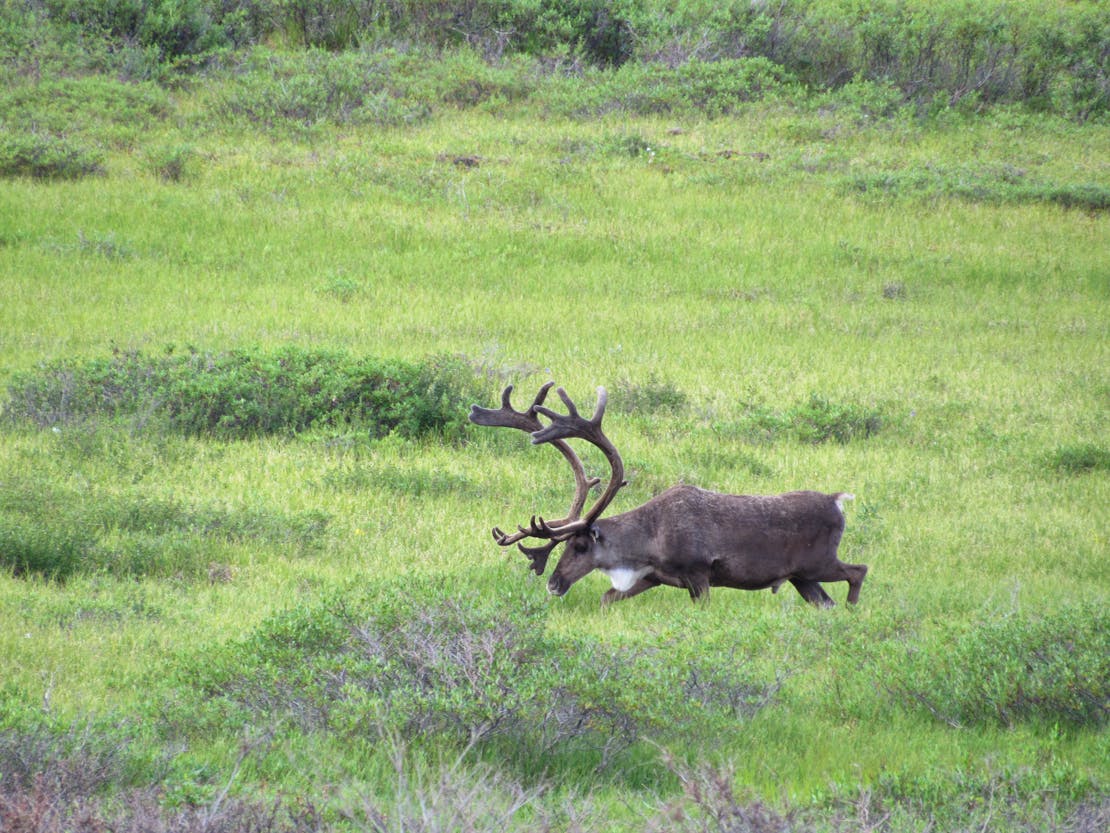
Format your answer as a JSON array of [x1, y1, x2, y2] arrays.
[[0, 1, 1107, 831]]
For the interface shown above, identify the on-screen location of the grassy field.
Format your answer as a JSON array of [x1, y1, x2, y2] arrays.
[[1, 4, 1108, 830]]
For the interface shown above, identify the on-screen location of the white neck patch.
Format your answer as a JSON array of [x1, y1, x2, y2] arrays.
[[601, 565, 652, 592]]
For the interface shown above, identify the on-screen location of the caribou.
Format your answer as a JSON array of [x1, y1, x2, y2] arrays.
[[469, 383, 867, 607]]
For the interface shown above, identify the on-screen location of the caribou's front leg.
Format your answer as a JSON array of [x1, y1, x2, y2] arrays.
[[789, 578, 835, 607], [601, 576, 660, 606]]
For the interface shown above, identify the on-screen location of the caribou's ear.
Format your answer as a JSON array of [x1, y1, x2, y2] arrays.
[[590, 525, 602, 542]]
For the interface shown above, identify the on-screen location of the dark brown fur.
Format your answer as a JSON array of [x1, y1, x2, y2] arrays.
[[548, 485, 867, 606]]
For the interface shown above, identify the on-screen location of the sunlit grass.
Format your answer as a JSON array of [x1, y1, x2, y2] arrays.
[[0, 84, 1106, 829]]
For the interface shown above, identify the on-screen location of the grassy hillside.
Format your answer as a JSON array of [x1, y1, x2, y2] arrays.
[[1, 2, 1108, 831]]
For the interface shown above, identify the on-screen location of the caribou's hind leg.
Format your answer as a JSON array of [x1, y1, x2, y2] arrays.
[[844, 563, 868, 604], [804, 561, 868, 604]]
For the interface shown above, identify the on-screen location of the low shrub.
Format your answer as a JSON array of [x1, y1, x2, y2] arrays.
[[341, 751, 553, 833], [148, 143, 197, 182], [218, 48, 431, 129], [174, 578, 787, 775], [0, 719, 134, 800], [0, 77, 169, 137], [0, 779, 323, 833], [4, 347, 488, 441], [548, 57, 799, 118], [885, 604, 1109, 730], [0, 133, 105, 180], [647, 756, 795, 833]]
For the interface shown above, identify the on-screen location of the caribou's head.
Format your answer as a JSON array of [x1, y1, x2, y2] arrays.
[[468, 384, 625, 591]]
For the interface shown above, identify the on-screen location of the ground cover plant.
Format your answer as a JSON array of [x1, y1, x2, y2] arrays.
[[0, 1, 1107, 830]]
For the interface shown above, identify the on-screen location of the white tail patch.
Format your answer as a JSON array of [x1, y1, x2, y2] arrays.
[[835, 492, 856, 511]]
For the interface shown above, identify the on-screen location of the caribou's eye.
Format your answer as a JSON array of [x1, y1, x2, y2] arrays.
[[574, 539, 589, 553]]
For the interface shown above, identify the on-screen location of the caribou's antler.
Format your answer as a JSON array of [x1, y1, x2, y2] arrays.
[[468, 384, 599, 573], [470, 384, 626, 574], [530, 387, 626, 537]]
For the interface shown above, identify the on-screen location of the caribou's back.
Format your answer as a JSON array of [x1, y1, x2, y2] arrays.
[[603, 485, 851, 591]]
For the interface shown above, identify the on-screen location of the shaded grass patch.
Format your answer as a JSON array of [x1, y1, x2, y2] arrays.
[[611, 375, 688, 415], [0, 476, 329, 580], [1047, 443, 1110, 475], [717, 394, 885, 445], [845, 167, 1110, 212]]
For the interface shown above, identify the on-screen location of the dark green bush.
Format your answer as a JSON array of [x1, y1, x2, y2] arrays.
[[524, 0, 638, 67], [0, 133, 105, 180], [6, 0, 1107, 119], [43, 0, 225, 59], [4, 347, 488, 441], [887, 605, 1110, 729]]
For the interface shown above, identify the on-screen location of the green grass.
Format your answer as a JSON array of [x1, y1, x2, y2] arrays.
[[0, 23, 1107, 833]]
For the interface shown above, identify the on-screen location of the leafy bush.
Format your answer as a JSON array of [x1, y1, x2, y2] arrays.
[[7, 0, 1109, 118], [0, 77, 169, 137], [42, 0, 225, 60], [4, 347, 488, 441], [886, 605, 1109, 729], [522, 0, 638, 67], [0, 133, 104, 180]]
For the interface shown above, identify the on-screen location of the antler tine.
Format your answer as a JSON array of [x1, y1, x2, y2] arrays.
[[531, 387, 608, 443], [468, 382, 554, 432]]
